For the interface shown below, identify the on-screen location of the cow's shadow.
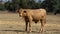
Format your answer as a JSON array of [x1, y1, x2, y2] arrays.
[[0, 30, 25, 32], [0, 30, 39, 33], [0, 30, 45, 34]]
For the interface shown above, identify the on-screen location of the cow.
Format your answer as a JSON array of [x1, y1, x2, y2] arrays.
[[17, 8, 46, 33]]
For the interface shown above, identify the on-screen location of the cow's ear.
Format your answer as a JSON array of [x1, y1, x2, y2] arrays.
[[16, 9, 19, 13], [24, 11, 26, 13]]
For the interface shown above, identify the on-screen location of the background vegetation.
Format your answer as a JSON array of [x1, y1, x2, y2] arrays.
[[0, 0, 60, 14]]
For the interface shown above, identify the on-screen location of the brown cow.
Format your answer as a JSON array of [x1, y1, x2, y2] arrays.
[[17, 8, 46, 33]]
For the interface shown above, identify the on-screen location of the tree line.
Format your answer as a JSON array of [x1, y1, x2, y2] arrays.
[[0, 0, 60, 14]]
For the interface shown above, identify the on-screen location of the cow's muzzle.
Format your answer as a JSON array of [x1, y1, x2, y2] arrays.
[[19, 14, 22, 17]]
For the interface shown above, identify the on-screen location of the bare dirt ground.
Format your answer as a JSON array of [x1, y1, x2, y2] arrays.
[[0, 11, 60, 34]]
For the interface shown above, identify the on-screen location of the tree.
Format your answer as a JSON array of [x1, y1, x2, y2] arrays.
[[4, 0, 41, 12], [41, 0, 60, 14], [40, 0, 54, 12]]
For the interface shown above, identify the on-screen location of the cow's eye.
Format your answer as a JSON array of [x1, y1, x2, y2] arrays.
[[24, 11, 26, 13]]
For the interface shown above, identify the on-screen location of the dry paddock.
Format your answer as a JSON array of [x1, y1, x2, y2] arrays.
[[0, 11, 60, 34]]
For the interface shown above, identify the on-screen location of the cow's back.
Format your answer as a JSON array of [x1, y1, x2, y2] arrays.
[[28, 9, 46, 19]]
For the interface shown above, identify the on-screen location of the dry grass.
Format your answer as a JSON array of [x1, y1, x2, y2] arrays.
[[0, 11, 60, 34]]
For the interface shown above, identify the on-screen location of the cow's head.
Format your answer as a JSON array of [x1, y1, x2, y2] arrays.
[[18, 8, 27, 17]]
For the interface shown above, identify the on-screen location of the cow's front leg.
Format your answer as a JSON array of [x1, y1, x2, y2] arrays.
[[29, 17, 32, 32], [25, 21, 28, 31], [29, 21, 32, 32]]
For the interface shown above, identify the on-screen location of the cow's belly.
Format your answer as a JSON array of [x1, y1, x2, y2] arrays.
[[32, 16, 40, 23], [32, 15, 41, 20], [33, 19, 39, 23]]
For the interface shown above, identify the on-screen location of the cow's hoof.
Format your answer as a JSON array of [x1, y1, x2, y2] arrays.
[[28, 31, 31, 33], [40, 31, 43, 33], [39, 30, 43, 33], [25, 29, 27, 31], [39, 29, 43, 33]]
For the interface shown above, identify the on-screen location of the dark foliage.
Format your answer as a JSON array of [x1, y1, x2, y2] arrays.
[[0, 0, 60, 14]]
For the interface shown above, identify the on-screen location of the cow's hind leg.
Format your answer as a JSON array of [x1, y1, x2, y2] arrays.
[[40, 19, 46, 33]]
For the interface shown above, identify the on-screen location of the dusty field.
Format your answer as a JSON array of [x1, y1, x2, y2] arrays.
[[0, 11, 60, 34]]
